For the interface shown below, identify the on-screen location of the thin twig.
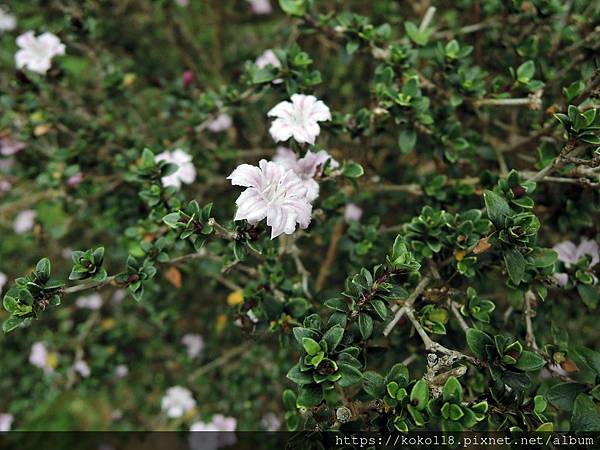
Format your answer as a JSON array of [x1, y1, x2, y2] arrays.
[[383, 273, 432, 336]]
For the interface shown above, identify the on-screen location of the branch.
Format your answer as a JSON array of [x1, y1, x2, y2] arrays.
[[383, 273, 432, 336]]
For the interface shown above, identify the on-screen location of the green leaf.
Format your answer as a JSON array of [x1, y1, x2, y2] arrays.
[[338, 363, 363, 387], [2, 316, 23, 333], [278, 0, 306, 16], [282, 389, 297, 410], [324, 298, 348, 312], [410, 379, 430, 410], [162, 212, 181, 228], [3, 296, 19, 314], [370, 299, 388, 320], [547, 382, 588, 411], [571, 394, 600, 431], [513, 350, 545, 371], [398, 128, 417, 153], [466, 328, 493, 359], [286, 364, 314, 386], [342, 162, 364, 178], [35, 258, 51, 282], [358, 313, 373, 340], [483, 190, 511, 228], [296, 384, 323, 408], [302, 337, 321, 356], [363, 371, 386, 399], [442, 376, 463, 403], [516, 60, 535, 82], [503, 248, 526, 285], [404, 21, 429, 46], [321, 325, 344, 352], [292, 327, 320, 346], [577, 284, 599, 309]]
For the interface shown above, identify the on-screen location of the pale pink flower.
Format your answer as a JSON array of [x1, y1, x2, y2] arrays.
[[0, 7, 16, 32], [0, 413, 13, 432], [13, 209, 36, 234], [0, 180, 11, 192], [15, 31, 65, 74], [161, 386, 196, 418], [344, 203, 363, 222], [207, 113, 232, 133], [553, 238, 599, 287], [228, 159, 312, 239], [189, 415, 237, 450], [67, 172, 83, 187], [155, 148, 196, 189], [273, 147, 338, 201], [0, 137, 25, 156], [256, 49, 281, 69], [247, 0, 272, 15], [73, 359, 91, 378], [182, 334, 204, 359], [268, 94, 331, 144], [29, 341, 54, 373]]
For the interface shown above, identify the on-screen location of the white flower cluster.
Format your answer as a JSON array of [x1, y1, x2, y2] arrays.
[[15, 31, 65, 74], [189, 415, 237, 450], [229, 94, 336, 238], [161, 386, 196, 418]]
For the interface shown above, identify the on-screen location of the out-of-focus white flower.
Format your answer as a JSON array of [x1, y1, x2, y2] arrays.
[[175, 0, 189, 6], [206, 113, 233, 133], [15, 31, 65, 74], [256, 49, 281, 69], [13, 209, 36, 234], [0, 7, 16, 32], [0, 413, 13, 432], [155, 148, 196, 189], [0, 137, 25, 156], [115, 364, 129, 378], [189, 415, 237, 450], [246, 0, 272, 15], [261, 412, 281, 431], [273, 147, 338, 201], [344, 203, 363, 222], [228, 159, 312, 239], [75, 293, 103, 310], [256, 49, 283, 84], [112, 289, 127, 304], [182, 334, 204, 359], [268, 94, 331, 144], [0, 272, 7, 293], [29, 342, 55, 373], [73, 359, 91, 378], [0, 180, 11, 192], [161, 386, 196, 418], [553, 238, 599, 287]]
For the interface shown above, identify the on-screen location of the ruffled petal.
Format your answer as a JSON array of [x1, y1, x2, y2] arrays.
[[228, 164, 264, 188]]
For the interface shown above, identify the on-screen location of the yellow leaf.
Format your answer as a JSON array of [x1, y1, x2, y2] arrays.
[[34, 124, 51, 136], [165, 266, 182, 289], [216, 313, 228, 332]]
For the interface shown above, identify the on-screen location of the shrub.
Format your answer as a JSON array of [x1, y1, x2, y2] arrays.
[[0, 0, 599, 433]]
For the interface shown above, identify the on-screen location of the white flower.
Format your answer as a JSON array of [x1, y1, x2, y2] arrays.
[[75, 293, 103, 310], [344, 203, 363, 222], [261, 412, 281, 431], [0, 7, 16, 32], [112, 289, 127, 304], [15, 31, 65, 74], [207, 113, 233, 133], [182, 334, 204, 359], [115, 364, 129, 378], [553, 238, 599, 287], [0, 137, 25, 156], [0, 413, 13, 432], [246, 0, 272, 15], [228, 159, 312, 239], [73, 360, 91, 378], [29, 341, 54, 373], [13, 209, 36, 234], [0, 272, 7, 293], [161, 386, 196, 418], [273, 147, 338, 202], [175, 0, 189, 6], [256, 49, 281, 69], [155, 148, 196, 189], [268, 94, 331, 144], [189, 415, 237, 450]]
